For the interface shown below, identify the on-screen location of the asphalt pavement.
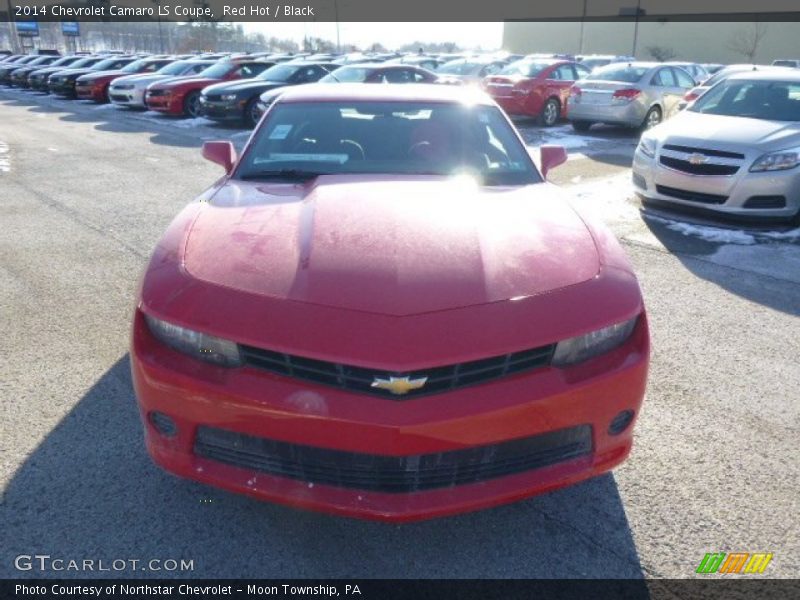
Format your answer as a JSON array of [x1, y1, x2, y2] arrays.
[[1, 90, 798, 579]]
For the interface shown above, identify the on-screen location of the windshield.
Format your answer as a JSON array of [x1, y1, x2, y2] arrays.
[[690, 79, 800, 121], [66, 57, 101, 69], [237, 101, 540, 186], [437, 61, 482, 75], [499, 61, 550, 78], [591, 65, 648, 83], [321, 67, 369, 83], [256, 64, 298, 82], [157, 60, 191, 75], [92, 58, 131, 71], [121, 59, 152, 73], [198, 62, 234, 79], [50, 56, 79, 67]]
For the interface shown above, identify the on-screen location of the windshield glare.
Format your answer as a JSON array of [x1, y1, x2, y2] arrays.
[[237, 101, 540, 186], [198, 62, 233, 79], [690, 79, 800, 121], [257, 64, 298, 81], [121, 59, 149, 73], [437, 61, 482, 75], [591, 66, 647, 83], [157, 60, 190, 75], [499, 61, 549, 78], [321, 67, 369, 83]]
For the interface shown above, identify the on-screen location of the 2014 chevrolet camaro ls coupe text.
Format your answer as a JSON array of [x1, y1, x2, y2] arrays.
[[131, 84, 650, 522]]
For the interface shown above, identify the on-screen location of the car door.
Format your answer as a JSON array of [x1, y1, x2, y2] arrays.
[[546, 64, 579, 108], [669, 67, 696, 116], [649, 67, 682, 115]]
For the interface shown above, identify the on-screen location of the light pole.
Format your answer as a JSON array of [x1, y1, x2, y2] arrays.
[[619, 2, 645, 58], [578, 0, 587, 55]]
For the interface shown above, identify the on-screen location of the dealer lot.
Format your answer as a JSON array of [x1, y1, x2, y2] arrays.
[[0, 89, 798, 578]]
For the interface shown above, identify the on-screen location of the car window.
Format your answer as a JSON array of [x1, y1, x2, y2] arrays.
[[555, 65, 576, 81], [482, 63, 503, 76], [592, 65, 648, 83], [690, 79, 800, 121], [237, 101, 541, 186], [651, 68, 677, 87], [574, 64, 591, 79], [672, 67, 695, 88], [321, 67, 368, 83], [238, 63, 267, 78], [293, 67, 322, 83]]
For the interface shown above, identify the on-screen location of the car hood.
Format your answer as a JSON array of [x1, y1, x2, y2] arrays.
[[206, 79, 287, 94], [112, 73, 172, 86], [153, 76, 219, 89], [183, 177, 600, 316], [77, 69, 125, 81], [655, 110, 800, 151]]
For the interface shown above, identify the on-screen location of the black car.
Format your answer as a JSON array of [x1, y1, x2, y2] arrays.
[[29, 56, 102, 92], [199, 61, 336, 127], [48, 56, 137, 97], [9, 55, 61, 87], [0, 55, 40, 85]]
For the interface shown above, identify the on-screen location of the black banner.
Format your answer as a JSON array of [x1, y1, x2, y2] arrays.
[[2, 579, 799, 600], [4, 0, 800, 22]]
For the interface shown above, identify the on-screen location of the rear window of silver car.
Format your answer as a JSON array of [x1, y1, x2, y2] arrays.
[[591, 66, 648, 83]]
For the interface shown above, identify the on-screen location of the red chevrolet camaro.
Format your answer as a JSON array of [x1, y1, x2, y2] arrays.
[[132, 84, 649, 522]]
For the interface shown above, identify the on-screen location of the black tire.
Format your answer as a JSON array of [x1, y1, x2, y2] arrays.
[[641, 106, 662, 130], [183, 91, 201, 118], [244, 97, 261, 128], [572, 120, 592, 132], [538, 98, 561, 127]]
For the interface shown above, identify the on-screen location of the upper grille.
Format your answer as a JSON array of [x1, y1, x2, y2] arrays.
[[240, 343, 556, 399], [659, 156, 739, 176], [194, 424, 593, 493], [147, 89, 167, 97], [662, 144, 744, 159]]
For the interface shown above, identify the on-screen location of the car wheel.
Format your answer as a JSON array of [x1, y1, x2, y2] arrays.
[[184, 91, 201, 118], [572, 120, 592, 132], [244, 97, 260, 128], [642, 106, 662, 130], [538, 98, 560, 127]]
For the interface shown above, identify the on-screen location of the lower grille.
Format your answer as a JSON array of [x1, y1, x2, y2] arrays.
[[743, 195, 787, 209], [240, 343, 555, 399], [656, 184, 728, 205], [194, 425, 593, 493], [110, 94, 129, 102], [660, 156, 739, 176]]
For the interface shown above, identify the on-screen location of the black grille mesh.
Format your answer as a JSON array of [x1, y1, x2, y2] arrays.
[[240, 343, 555, 399], [194, 425, 593, 493]]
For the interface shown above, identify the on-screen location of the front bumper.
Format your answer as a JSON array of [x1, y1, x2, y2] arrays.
[[145, 91, 183, 115], [199, 98, 245, 121], [131, 310, 649, 522], [109, 86, 146, 108], [567, 100, 645, 127], [632, 148, 800, 220], [75, 83, 105, 102], [49, 80, 77, 97]]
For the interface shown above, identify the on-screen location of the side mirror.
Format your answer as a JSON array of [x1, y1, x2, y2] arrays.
[[202, 141, 237, 175], [539, 145, 568, 179]]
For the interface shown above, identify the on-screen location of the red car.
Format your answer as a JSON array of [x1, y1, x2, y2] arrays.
[[75, 57, 175, 103], [484, 59, 590, 126], [131, 84, 649, 522], [145, 59, 272, 117]]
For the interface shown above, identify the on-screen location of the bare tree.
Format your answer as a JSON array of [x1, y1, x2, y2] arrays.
[[727, 22, 768, 62], [646, 45, 677, 62]]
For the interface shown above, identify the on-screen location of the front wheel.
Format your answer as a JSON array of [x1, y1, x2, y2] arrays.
[[538, 98, 560, 127], [244, 97, 261, 128], [183, 91, 201, 118], [641, 106, 662, 130]]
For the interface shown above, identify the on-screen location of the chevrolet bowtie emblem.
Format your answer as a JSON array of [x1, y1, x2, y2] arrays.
[[688, 153, 709, 165], [371, 375, 428, 395]]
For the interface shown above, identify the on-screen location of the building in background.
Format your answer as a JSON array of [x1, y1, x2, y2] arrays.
[[503, 21, 800, 64]]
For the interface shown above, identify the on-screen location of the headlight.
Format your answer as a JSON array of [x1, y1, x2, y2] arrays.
[[144, 313, 242, 367], [221, 93, 238, 102], [750, 150, 799, 172], [552, 317, 638, 367], [637, 137, 656, 158]]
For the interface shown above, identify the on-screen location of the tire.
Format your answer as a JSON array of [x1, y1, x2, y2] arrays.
[[641, 106, 662, 130], [244, 97, 261, 128], [183, 91, 201, 118], [538, 98, 560, 127], [572, 120, 592, 132]]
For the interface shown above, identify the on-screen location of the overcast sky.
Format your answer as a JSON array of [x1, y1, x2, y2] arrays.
[[242, 22, 504, 50]]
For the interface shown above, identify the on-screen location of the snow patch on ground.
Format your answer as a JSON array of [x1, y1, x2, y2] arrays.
[[565, 171, 638, 222], [645, 215, 758, 245], [0, 141, 9, 173]]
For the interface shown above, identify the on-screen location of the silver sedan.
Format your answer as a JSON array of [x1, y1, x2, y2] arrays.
[[632, 71, 800, 220], [567, 62, 695, 131]]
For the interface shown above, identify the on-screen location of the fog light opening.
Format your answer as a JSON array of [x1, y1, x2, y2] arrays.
[[608, 410, 635, 436], [149, 411, 178, 437]]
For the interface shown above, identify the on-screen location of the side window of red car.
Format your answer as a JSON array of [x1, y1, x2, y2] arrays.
[[555, 65, 575, 81]]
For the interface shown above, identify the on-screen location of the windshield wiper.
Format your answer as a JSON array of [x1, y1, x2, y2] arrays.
[[238, 169, 330, 182]]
